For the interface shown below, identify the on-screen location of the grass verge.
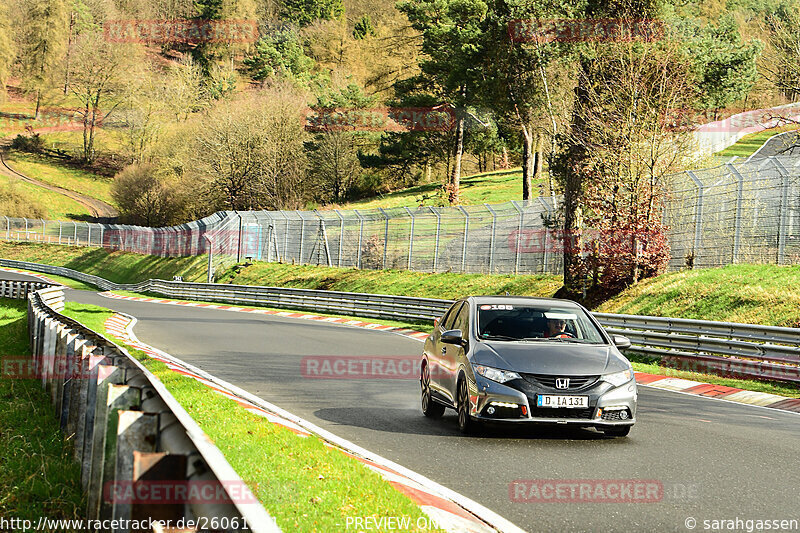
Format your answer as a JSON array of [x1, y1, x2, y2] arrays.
[[0, 242, 209, 284], [0, 298, 85, 520], [217, 262, 561, 300], [596, 264, 800, 328], [715, 124, 800, 158], [4, 152, 115, 206], [0, 172, 91, 220], [60, 301, 440, 532], [339, 167, 541, 209]]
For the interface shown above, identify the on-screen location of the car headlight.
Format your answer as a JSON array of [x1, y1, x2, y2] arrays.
[[603, 369, 634, 387], [474, 365, 521, 384]]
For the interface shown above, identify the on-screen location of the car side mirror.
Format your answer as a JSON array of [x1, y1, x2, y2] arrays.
[[441, 329, 464, 345], [613, 335, 632, 350]]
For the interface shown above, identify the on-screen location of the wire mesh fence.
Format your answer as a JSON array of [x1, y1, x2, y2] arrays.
[[664, 155, 800, 269], [2, 155, 800, 277]]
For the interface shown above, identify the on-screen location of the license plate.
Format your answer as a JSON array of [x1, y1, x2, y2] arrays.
[[537, 395, 588, 408]]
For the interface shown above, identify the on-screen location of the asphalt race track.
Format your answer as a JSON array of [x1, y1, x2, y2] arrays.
[[5, 273, 799, 532]]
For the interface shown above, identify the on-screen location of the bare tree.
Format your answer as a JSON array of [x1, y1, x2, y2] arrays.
[[187, 84, 310, 211], [68, 30, 134, 162]]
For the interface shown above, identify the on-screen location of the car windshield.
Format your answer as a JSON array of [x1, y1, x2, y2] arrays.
[[477, 304, 606, 344]]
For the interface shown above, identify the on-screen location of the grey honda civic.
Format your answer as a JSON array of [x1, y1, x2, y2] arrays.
[[420, 296, 636, 437]]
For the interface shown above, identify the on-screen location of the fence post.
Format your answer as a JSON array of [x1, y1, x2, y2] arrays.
[[353, 210, 364, 269], [236, 212, 243, 263], [403, 207, 414, 270], [24, 218, 28, 241], [4, 216, 9, 240], [511, 201, 524, 275], [686, 171, 704, 265], [378, 207, 389, 269], [203, 234, 214, 283], [774, 158, 791, 264], [58, 221, 62, 244], [297, 211, 305, 264], [86, 222, 91, 246], [727, 163, 745, 264], [430, 206, 441, 273], [537, 197, 553, 274], [73, 222, 78, 246], [484, 204, 497, 273], [458, 206, 469, 272], [334, 209, 345, 267], [41, 219, 46, 243]]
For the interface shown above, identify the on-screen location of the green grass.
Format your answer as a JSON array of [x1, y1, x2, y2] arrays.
[[597, 264, 800, 327], [715, 124, 800, 158], [341, 167, 543, 209], [0, 242, 210, 284], [61, 301, 440, 532], [0, 172, 91, 220], [4, 152, 115, 206], [0, 298, 86, 521], [218, 261, 561, 300]]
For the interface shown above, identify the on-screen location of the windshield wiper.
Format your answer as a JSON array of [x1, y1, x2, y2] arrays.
[[480, 334, 521, 341]]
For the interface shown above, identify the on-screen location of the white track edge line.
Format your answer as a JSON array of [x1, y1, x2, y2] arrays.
[[113, 311, 527, 533]]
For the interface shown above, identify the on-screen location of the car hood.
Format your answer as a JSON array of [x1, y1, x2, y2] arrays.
[[470, 341, 627, 376]]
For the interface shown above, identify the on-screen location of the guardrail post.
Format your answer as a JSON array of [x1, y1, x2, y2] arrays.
[[86, 365, 126, 511], [131, 452, 187, 523], [96, 384, 142, 521], [111, 410, 159, 527]]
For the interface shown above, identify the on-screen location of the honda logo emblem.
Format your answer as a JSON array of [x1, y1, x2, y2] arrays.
[[555, 378, 570, 389]]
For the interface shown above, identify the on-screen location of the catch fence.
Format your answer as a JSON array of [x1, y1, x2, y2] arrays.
[[3, 155, 800, 275]]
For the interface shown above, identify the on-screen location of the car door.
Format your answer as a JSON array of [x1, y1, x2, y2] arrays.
[[442, 302, 470, 403], [431, 301, 463, 401]]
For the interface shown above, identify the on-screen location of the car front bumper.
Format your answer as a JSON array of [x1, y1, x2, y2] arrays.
[[470, 375, 637, 428]]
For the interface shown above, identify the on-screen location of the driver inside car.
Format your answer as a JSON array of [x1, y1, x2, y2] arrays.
[[543, 318, 572, 338]]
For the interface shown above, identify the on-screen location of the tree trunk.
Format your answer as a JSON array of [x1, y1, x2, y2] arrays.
[[522, 126, 534, 201], [449, 114, 464, 205], [501, 146, 508, 169], [533, 133, 543, 184], [563, 61, 591, 291]]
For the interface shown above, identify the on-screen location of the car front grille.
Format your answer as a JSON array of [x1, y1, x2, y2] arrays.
[[522, 373, 600, 391], [527, 407, 595, 419]]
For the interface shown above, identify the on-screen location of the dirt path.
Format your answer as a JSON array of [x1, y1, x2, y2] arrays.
[[0, 147, 118, 222]]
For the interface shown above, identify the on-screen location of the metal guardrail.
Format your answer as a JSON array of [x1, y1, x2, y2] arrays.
[[3, 258, 799, 385], [21, 284, 279, 532], [0, 279, 59, 302]]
